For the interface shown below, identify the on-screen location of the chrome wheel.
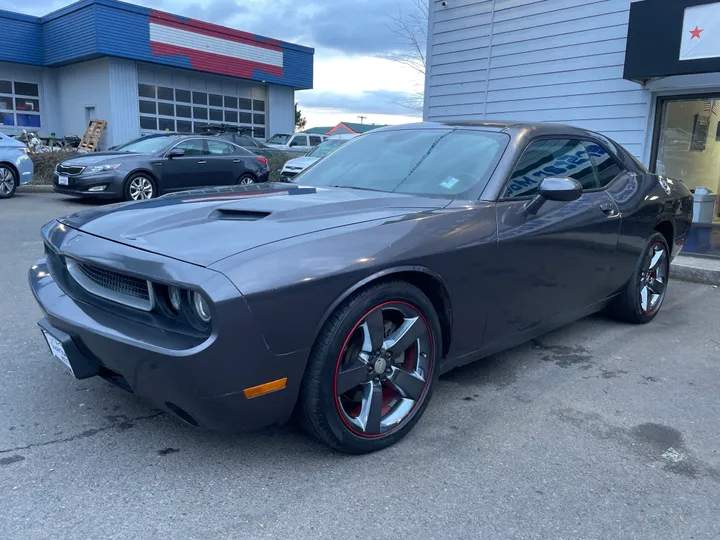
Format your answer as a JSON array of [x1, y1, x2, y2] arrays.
[[639, 242, 667, 315], [128, 176, 154, 200], [238, 175, 255, 185], [334, 302, 433, 437], [0, 167, 15, 195]]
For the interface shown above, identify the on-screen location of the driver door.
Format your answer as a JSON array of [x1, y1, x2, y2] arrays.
[[161, 138, 208, 191], [483, 138, 623, 346]]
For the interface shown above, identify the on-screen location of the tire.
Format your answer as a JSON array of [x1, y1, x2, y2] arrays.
[[124, 173, 156, 201], [299, 281, 441, 454], [0, 164, 17, 199], [237, 174, 255, 185], [610, 232, 670, 324]]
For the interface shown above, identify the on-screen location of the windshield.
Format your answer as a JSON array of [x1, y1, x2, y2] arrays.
[[267, 134, 291, 145], [115, 136, 181, 153], [307, 138, 348, 158], [296, 128, 508, 198]]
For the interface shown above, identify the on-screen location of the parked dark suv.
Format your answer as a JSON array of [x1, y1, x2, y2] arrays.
[[53, 134, 270, 201]]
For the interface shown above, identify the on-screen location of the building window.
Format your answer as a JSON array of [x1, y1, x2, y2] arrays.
[[157, 86, 174, 101], [138, 84, 156, 99], [136, 75, 267, 138], [0, 79, 41, 128], [140, 116, 157, 130], [158, 118, 175, 132]]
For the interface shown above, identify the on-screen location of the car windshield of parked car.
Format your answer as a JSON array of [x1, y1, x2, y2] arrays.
[[307, 138, 347, 158], [267, 134, 290, 145], [115, 136, 182, 154], [296, 129, 508, 198]]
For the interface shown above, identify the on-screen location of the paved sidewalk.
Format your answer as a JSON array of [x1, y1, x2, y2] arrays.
[[671, 254, 720, 286]]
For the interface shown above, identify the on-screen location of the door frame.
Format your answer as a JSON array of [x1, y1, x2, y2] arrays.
[[648, 92, 720, 174]]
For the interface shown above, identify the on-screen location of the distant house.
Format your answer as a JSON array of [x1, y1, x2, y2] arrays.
[[327, 122, 387, 135], [303, 122, 387, 136], [303, 126, 333, 134]]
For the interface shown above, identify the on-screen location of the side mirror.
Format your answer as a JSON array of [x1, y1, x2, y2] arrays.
[[167, 148, 185, 158], [525, 177, 582, 215]]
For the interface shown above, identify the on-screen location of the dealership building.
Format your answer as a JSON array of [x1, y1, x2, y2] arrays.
[[425, 0, 720, 257], [0, 0, 313, 148]]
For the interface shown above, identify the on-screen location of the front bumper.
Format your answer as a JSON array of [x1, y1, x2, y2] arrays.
[[18, 153, 34, 185], [52, 170, 125, 198], [29, 223, 308, 432]]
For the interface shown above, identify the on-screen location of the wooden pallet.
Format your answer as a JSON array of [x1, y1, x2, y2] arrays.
[[78, 119, 106, 152]]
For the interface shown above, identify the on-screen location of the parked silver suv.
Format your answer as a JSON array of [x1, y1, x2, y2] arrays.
[[0, 131, 34, 199]]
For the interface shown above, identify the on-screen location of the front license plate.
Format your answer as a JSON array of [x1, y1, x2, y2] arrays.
[[42, 330, 74, 375], [58, 175, 69, 186]]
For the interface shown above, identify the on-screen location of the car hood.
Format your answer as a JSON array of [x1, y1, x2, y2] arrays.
[[62, 152, 146, 165], [58, 184, 450, 267], [1, 136, 26, 149], [283, 156, 318, 170]]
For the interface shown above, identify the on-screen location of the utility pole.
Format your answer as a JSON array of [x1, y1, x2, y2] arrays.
[[357, 115, 367, 124]]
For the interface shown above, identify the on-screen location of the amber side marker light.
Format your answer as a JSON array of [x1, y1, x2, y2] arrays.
[[243, 378, 288, 399]]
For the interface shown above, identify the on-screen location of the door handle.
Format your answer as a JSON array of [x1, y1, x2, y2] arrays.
[[600, 202, 618, 216], [233, 159, 241, 163], [197, 160, 207, 164]]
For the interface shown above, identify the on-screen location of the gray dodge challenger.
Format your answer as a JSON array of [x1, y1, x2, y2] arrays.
[[30, 121, 693, 453]]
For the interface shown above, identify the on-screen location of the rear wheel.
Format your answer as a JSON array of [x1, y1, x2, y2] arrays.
[[610, 232, 669, 324], [300, 281, 441, 453], [237, 174, 255, 185], [0, 165, 17, 199]]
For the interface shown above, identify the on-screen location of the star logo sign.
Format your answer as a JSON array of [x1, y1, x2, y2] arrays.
[[689, 25, 703, 39]]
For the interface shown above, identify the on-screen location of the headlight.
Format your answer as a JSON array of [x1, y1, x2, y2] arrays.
[[168, 286, 182, 313], [191, 292, 212, 323], [87, 163, 121, 173], [18, 147, 29, 154]]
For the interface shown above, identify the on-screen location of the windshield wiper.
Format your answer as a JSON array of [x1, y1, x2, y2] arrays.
[[330, 185, 384, 193]]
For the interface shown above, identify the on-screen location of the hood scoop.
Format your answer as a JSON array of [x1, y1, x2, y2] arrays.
[[213, 208, 271, 221]]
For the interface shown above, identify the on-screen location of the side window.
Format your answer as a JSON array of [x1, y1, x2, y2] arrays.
[[174, 139, 206, 156], [309, 135, 322, 146], [584, 142, 624, 187], [290, 135, 308, 147], [207, 140, 234, 155], [237, 135, 255, 147], [504, 139, 598, 198]]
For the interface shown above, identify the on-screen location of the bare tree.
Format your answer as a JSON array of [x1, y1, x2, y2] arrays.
[[376, 0, 428, 113]]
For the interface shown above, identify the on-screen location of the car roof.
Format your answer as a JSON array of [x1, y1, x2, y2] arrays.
[[373, 120, 605, 139]]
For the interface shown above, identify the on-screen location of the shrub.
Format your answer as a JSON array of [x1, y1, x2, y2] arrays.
[[30, 151, 79, 185]]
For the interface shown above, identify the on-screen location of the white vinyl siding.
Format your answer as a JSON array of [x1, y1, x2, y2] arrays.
[[424, 0, 651, 159]]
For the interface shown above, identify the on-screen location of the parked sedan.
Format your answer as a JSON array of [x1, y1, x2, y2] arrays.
[[280, 134, 358, 181], [53, 134, 269, 201], [30, 122, 692, 453], [0, 130, 33, 199]]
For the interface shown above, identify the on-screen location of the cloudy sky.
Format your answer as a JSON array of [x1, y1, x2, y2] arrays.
[[9, 0, 426, 129]]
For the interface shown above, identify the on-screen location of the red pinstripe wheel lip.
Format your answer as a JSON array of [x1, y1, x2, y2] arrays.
[[333, 300, 434, 439]]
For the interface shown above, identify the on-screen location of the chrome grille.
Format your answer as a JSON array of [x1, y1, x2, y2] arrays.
[[57, 164, 85, 175], [66, 259, 153, 311], [282, 171, 298, 179]]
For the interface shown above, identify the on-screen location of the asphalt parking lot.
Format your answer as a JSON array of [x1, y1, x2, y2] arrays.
[[1, 192, 719, 540]]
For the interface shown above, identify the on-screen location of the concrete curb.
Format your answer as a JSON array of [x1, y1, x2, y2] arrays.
[[671, 255, 720, 286], [17, 184, 54, 193]]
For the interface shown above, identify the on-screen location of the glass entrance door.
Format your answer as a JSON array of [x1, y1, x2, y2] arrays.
[[653, 96, 720, 195], [652, 96, 720, 257]]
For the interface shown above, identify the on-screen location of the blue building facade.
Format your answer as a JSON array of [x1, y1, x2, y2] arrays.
[[0, 0, 314, 148]]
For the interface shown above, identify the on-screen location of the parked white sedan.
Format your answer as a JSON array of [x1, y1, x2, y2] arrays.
[[280, 134, 358, 182]]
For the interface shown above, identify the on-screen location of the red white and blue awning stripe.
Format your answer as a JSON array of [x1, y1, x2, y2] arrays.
[[148, 10, 284, 80]]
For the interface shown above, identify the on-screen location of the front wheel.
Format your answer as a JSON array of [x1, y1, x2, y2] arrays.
[[0, 165, 17, 199], [124, 174, 156, 201], [299, 281, 441, 453], [610, 232, 670, 324]]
